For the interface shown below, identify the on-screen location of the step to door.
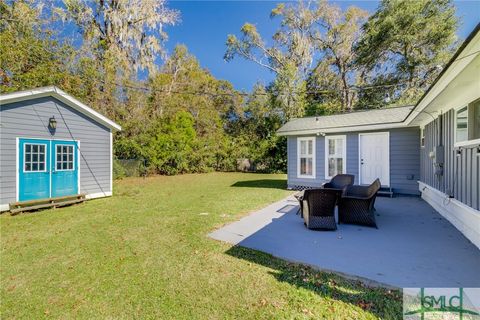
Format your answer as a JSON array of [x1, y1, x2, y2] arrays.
[[9, 194, 86, 215], [377, 188, 394, 198]]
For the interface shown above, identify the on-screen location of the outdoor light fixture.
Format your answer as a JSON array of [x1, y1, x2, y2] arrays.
[[49, 116, 57, 130]]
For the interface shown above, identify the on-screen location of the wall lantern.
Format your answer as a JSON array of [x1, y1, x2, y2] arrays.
[[49, 116, 57, 130]]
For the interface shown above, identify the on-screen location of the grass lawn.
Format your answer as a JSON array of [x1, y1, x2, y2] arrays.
[[1, 173, 402, 319]]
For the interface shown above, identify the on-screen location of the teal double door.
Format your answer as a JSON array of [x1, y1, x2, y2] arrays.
[[18, 138, 79, 201]]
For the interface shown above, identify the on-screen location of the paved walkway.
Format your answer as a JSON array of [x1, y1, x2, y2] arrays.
[[209, 195, 480, 288]]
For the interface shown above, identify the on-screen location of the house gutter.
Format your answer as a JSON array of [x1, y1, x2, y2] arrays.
[[277, 121, 414, 136]]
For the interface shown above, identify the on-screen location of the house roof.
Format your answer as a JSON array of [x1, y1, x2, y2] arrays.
[[277, 105, 414, 135], [0, 86, 121, 131]]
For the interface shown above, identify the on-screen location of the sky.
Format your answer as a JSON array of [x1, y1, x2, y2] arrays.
[[162, 0, 480, 92]]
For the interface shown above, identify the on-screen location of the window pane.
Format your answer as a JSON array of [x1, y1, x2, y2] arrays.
[[336, 139, 343, 155], [68, 162, 73, 170], [32, 145, 38, 153], [39, 163, 45, 171], [25, 163, 31, 171], [32, 163, 38, 171], [57, 163, 62, 170], [308, 140, 313, 155], [306, 158, 312, 175], [39, 154, 44, 162], [63, 146, 68, 153], [300, 141, 306, 155], [300, 158, 306, 175], [26, 144, 31, 153], [39, 145, 45, 153], [328, 140, 335, 155], [32, 154, 38, 162], [336, 158, 343, 174], [57, 154, 61, 161], [63, 162, 68, 170], [456, 106, 468, 142], [26, 154, 31, 162], [328, 158, 335, 177]]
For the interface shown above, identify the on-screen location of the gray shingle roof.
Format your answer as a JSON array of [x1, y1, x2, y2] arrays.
[[277, 105, 414, 135]]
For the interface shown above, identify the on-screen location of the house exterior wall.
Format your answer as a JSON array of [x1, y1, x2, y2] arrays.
[[287, 127, 420, 194], [420, 109, 480, 210], [0, 96, 112, 207]]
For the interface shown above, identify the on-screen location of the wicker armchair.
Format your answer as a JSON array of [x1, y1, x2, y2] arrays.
[[338, 179, 381, 228], [322, 174, 355, 190], [295, 175, 355, 217], [301, 188, 338, 230]]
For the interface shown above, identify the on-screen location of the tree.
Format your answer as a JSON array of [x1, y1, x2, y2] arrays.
[[0, 0, 79, 93], [61, 0, 179, 75], [225, 1, 316, 119], [60, 0, 179, 117], [225, 83, 287, 172], [225, 1, 369, 116], [355, 0, 458, 105], [115, 45, 242, 174], [305, 1, 368, 112]]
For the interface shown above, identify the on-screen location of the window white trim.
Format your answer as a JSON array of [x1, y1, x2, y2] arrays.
[[420, 127, 425, 148], [49, 140, 52, 198], [454, 105, 468, 146], [454, 101, 480, 147], [454, 138, 480, 148], [297, 137, 316, 179], [110, 131, 113, 193], [54, 144, 75, 172], [78, 141, 81, 195], [324, 135, 347, 180], [23, 142, 48, 173], [15, 137, 19, 202]]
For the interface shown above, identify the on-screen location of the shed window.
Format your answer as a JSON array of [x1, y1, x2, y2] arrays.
[[297, 137, 315, 178], [455, 100, 480, 144], [56, 145, 74, 171], [325, 136, 346, 179], [24, 144, 46, 172]]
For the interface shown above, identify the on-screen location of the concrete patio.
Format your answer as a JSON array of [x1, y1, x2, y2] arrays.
[[209, 195, 480, 288]]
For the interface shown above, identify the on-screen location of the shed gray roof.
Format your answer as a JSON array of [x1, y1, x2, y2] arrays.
[[277, 105, 414, 135]]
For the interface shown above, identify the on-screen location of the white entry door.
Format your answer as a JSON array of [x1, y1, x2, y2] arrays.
[[359, 132, 390, 186]]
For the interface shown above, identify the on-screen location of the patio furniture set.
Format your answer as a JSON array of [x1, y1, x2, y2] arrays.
[[295, 175, 381, 230]]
